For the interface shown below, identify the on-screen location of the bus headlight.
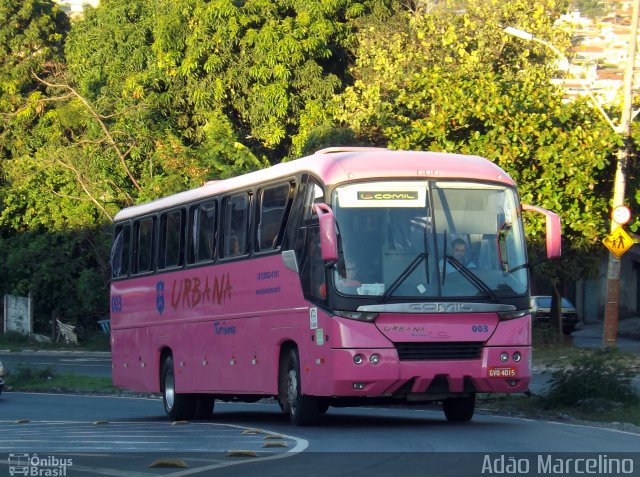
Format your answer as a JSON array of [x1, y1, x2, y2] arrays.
[[498, 310, 528, 321], [334, 310, 379, 322], [369, 354, 381, 365], [499, 352, 509, 362], [353, 354, 365, 365]]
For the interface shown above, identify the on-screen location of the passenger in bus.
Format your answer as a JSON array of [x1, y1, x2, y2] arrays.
[[229, 235, 241, 255], [440, 238, 476, 273], [335, 258, 362, 293]]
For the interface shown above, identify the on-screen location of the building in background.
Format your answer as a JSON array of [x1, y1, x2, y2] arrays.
[[552, 2, 640, 324], [557, 0, 638, 107], [53, 0, 99, 17]]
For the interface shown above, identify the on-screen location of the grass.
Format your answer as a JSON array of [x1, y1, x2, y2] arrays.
[[5, 365, 117, 393], [478, 393, 640, 428], [0, 330, 110, 352]]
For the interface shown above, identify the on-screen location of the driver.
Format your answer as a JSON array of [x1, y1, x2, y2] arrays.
[[440, 238, 476, 273]]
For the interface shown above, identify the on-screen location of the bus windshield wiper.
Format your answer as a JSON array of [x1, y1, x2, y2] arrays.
[[444, 256, 499, 302], [381, 253, 427, 303]]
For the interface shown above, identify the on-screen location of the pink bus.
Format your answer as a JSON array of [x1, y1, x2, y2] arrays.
[[110, 147, 560, 425]]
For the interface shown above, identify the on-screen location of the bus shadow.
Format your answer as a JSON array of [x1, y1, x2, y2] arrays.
[[202, 402, 513, 430], [108, 402, 518, 431]]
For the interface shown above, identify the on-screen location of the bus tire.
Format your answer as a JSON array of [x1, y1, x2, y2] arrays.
[[194, 394, 215, 420], [161, 355, 196, 421], [443, 393, 476, 422], [278, 352, 290, 414], [283, 348, 318, 426]]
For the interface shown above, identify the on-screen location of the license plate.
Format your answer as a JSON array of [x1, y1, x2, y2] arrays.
[[489, 367, 517, 378]]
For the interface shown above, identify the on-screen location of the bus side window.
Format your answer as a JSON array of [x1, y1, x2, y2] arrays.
[[298, 226, 326, 302], [159, 209, 185, 269], [188, 201, 217, 263], [222, 193, 250, 258], [296, 176, 327, 302], [110, 223, 131, 278], [133, 217, 155, 274], [256, 182, 293, 252]]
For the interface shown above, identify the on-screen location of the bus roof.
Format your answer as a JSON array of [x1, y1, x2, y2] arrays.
[[113, 147, 515, 222]]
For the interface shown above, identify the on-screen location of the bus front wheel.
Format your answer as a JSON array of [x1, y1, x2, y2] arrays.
[[281, 349, 318, 426], [443, 393, 476, 422], [161, 355, 196, 421]]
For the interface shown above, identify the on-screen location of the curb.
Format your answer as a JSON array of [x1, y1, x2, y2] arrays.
[[0, 349, 111, 358]]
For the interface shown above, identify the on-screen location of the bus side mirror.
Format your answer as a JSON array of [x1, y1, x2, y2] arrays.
[[314, 203, 338, 264], [522, 204, 561, 259]]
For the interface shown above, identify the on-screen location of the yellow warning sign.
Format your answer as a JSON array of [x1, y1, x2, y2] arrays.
[[603, 226, 634, 258]]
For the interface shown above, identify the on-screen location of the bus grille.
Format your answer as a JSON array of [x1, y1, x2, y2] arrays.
[[394, 342, 483, 361]]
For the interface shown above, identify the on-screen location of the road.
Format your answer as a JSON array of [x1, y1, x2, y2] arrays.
[[1, 392, 639, 477], [0, 350, 112, 378]]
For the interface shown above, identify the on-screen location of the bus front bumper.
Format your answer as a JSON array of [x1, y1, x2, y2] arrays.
[[327, 346, 531, 398]]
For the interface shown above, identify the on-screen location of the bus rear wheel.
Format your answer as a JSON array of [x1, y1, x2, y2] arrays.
[[281, 349, 318, 426], [443, 394, 476, 422], [161, 355, 196, 421]]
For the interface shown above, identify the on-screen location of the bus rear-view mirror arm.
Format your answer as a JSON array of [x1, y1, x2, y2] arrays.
[[522, 204, 561, 259], [314, 203, 338, 264]]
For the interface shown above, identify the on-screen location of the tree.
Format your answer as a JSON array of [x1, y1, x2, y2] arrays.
[[0, 0, 69, 120], [331, 0, 619, 281], [0, 228, 111, 333], [152, 0, 393, 161], [0, 0, 69, 182]]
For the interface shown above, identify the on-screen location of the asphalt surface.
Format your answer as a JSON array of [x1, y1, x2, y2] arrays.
[[571, 317, 640, 353]]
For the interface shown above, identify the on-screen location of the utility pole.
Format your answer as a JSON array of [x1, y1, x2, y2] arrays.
[[603, 0, 639, 348]]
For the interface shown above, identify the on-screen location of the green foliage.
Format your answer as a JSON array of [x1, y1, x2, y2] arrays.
[[544, 349, 639, 408], [0, 0, 71, 210], [0, 228, 111, 332], [331, 0, 619, 278], [299, 125, 363, 157], [152, 0, 393, 159], [0, 0, 69, 115]]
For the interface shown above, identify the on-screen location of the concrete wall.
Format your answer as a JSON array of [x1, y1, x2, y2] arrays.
[[576, 249, 639, 324]]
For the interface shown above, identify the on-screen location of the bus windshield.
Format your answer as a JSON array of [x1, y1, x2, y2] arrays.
[[332, 180, 527, 299]]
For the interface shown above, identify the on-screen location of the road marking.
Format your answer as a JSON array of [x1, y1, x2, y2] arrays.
[[0, 420, 305, 451], [1, 420, 308, 477]]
